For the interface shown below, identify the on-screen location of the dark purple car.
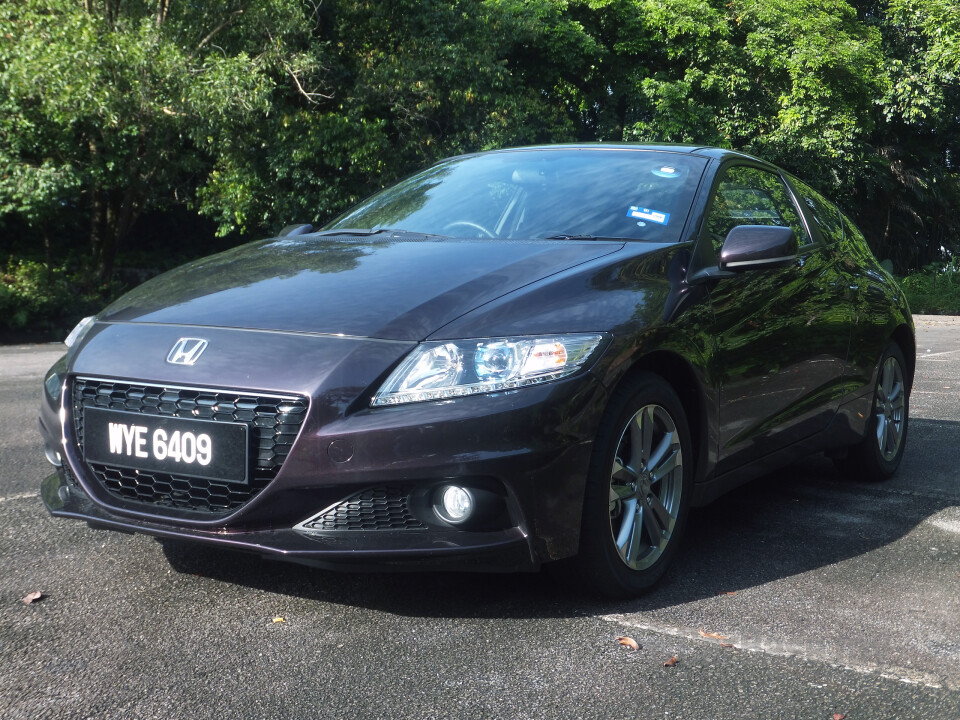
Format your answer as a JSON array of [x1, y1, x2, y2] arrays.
[[40, 145, 914, 597]]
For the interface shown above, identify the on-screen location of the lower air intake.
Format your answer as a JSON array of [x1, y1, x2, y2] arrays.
[[300, 487, 427, 531]]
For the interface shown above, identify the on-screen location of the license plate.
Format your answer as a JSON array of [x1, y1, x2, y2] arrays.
[[82, 407, 249, 484]]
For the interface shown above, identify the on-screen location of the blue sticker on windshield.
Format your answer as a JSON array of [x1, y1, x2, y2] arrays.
[[627, 207, 670, 225]]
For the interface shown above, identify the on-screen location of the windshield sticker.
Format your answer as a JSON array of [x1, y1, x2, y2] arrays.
[[627, 207, 670, 225]]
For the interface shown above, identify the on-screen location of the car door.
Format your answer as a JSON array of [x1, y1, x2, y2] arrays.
[[787, 174, 876, 390], [702, 164, 854, 474], [834, 212, 902, 394]]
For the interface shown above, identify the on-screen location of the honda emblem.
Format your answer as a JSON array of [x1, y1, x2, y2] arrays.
[[166, 338, 208, 366]]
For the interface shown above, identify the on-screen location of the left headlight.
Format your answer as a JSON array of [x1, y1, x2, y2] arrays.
[[371, 333, 606, 407], [64, 315, 96, 349]]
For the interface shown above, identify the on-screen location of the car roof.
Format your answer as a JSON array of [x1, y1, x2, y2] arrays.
[[459, 143, 767, 166]]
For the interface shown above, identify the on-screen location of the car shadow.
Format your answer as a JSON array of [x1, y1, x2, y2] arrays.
[[161, 417, 958, 618]]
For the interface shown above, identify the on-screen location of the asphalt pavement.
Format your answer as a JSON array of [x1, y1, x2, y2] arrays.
[[1, 319, 958, 719]]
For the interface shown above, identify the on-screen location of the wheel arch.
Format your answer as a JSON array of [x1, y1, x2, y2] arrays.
[[605, 348, 710, 486], [567, 347, 707, 596], [890, 323, 916, 390]]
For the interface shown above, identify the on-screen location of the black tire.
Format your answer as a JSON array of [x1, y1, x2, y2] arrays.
[[834, 342, 909, 482], [571, 373, 693, 598]]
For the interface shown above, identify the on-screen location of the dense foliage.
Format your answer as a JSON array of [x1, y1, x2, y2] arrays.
[[900, 261, 960, 314], [2, 0, 959, 332]]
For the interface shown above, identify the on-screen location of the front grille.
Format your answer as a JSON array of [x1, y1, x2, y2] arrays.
[[72, 378, 308, 516], [300, 487, 427, 531]]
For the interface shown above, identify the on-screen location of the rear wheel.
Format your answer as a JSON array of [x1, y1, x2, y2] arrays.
[[572, 374, 692, 598], [834, 343, 909, 481]]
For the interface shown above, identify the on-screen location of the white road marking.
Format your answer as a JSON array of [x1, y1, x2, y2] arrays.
[[928, 509, 960, 535], [919, 349, 960, 359], [0, 491, 37, 504], [930, 519, 960, 534], [601, 614, 947, 690]]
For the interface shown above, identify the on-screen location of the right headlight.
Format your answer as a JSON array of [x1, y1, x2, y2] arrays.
[[43, 354, 68, 405], [44, 315, 95, 405], [371, 333, 605, 407]]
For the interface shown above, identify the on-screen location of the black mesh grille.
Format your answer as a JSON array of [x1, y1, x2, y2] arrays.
[[72, 378, 308, 516], [63, 464, 80, 487], [301, 487, 426, 531]]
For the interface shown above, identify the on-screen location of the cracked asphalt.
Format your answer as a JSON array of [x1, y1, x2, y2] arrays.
[[1, 317, 958, 719]]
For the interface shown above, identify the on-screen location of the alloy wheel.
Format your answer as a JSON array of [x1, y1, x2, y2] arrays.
[[875, 355, 906, 462], [608, 404, 683, 571]]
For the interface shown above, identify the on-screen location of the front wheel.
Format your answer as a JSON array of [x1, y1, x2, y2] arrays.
[[834, 342, 909, 481], [572, 374, 693, 598]]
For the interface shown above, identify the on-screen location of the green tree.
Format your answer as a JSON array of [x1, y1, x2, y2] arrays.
[[197, 0, 578, 237], [847, 0, 960, 268], [2, 0, 960, 290], [0, 0, 283, 281]]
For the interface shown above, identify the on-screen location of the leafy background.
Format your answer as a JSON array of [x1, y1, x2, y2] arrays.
[[2, 0, 959, 338]]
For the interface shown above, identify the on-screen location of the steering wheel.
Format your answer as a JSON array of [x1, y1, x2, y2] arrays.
[[442, 221, 496, 239]]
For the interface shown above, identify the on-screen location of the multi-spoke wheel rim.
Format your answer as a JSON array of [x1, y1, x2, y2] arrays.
[[875, 355, 905, 462], [608, 404, 683, 571]]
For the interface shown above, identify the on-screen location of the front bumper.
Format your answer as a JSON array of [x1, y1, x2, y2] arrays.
[[39, 327, 607, 571], [41, 470, 539, 572]]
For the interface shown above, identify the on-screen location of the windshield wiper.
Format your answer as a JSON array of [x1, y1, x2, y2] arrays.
[[313, 228, 385, 236], [316, 228, 450, 239], [543, 233, 623, 241]]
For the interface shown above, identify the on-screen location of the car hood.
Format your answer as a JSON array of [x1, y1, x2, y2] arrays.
[[100, 234, 625, 340]]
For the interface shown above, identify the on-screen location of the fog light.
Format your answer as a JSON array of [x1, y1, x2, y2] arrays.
[[44, 446, 62, 467], [440, 485, 474, 523]]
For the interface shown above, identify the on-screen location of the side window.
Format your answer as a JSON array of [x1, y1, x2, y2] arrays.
[[788, 176, 844, 246], [706, 166, 810, 252]]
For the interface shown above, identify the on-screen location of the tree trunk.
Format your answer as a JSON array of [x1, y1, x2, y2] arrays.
[[879, 199, 891, 261], [157, 0, 171, 27], [95, 185, 143, 284], [41, 224, 53, 268], [94, 191, 121, 284], [90, 185, 106, 279], [614, 92, 627, 142]]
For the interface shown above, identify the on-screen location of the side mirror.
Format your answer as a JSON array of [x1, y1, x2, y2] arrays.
[[719, 225, 797, 271]]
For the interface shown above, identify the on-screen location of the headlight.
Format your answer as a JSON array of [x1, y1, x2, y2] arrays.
[[371, 333, 605, 406], [64, 315, 96, 349], [44, 355, 68, 404]]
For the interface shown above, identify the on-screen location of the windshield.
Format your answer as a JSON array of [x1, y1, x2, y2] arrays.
[[326, 148, 707, 242]]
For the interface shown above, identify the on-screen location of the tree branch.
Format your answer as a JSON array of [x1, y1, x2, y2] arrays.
[[157, 0, 172, 27], [281, 59, 333, 104], [197, 6, 247, 52]]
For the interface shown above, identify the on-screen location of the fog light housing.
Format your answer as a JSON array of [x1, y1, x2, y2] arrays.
[[44, 446, 62, 467], [437, 485, 474, 524]]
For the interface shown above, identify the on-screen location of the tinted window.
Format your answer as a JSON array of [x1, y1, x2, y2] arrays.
[[788, 176, 844, 245], [706, 166, 810, 251], [328, 150, 708, 242]]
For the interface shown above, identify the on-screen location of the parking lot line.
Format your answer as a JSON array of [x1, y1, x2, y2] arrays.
[[0, 491, 37, 504], [919, 349, 960, 359], [600, 613, 947, 690]]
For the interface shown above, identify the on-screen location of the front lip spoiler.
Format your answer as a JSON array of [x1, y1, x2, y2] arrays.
[[42, 472, 539, 573]]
